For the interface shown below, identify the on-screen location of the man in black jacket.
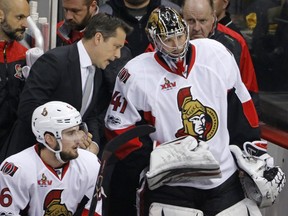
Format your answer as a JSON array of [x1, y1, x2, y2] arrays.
[[0, 13, 132, 163], [57, 0, 132, 94], [99, 0, 180, 57], [0, 0, 29, 151]]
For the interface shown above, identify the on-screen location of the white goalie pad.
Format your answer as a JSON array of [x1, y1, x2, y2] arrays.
[[216, 198, 262, 216], [146, 136, 221, 190], [149, 202, 204, 216], [230, 144, 286, 208]]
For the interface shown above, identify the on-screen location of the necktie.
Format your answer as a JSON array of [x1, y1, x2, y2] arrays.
[[80, 66, 95, 115]]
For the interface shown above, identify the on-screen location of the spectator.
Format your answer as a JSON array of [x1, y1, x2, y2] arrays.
[[57, 0, 132, 94], [99, 0, 180, 57], [0, 101, 102, 215], [182, 0, 260, 146], [213, 0, 243, 35], [0, 13, 132, 163], [0, 0, 29, 151], [105, 6, 261, 216]]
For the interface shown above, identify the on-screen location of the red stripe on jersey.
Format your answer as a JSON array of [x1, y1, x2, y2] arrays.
[[105, 125, 143, 160], [143, 111, 156, 126], [242, 100, 259, 128], [82, 209, 101, 216], [217, 24, 259, 93]]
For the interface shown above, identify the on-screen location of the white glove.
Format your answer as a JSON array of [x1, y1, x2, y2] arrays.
[[230, 142, 286, 207]]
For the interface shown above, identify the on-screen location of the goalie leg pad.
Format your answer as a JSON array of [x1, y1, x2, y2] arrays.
[[216, 198, 262, 216], [149, 202, 204, 216]]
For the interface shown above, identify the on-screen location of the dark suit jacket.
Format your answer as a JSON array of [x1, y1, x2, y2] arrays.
[[0, 43, 110, 162]]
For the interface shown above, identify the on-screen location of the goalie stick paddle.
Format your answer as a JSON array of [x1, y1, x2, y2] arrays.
[[88, 124, 156, 216]]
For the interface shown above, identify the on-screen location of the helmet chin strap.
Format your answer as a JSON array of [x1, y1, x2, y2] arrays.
[[55, 152, 67, 164], [55, 139, 68, 164]]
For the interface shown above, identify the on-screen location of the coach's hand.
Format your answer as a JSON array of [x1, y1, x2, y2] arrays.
[[79, 131, 99, 155]]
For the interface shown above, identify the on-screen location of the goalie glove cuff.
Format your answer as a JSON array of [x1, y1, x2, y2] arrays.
[[230, 145, 286, 207], [243, 141, 274, 167]]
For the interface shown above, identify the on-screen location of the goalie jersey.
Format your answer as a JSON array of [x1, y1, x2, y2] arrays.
[[0, 145, 102, 216], [105, 38, 260, 190]]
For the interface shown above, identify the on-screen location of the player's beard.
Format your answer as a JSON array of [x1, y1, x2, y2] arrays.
[[66, 10, 92, 31], [60, 150, 79, 161], [1, 19, 26, 41]]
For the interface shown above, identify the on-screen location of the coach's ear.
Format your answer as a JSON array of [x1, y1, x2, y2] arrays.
[[0, 10, 4, 23], [94, 32, 103, 45]]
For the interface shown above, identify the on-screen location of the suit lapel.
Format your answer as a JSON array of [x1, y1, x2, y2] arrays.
[[67, 44, 82, 111]]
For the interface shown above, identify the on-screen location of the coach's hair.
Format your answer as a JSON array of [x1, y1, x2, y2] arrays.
[[83, 13, 133, 40], [181, 0, 214, 11]]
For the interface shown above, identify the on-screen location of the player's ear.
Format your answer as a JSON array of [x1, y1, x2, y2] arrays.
[[89, 0, 98, 14], [44, 133, 56, 147]]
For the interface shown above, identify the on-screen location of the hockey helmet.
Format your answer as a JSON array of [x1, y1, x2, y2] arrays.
[[145, 6, 189, 61], [32, 101, 82, 153]]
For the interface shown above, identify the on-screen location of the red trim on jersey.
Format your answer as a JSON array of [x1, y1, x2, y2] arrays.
[[143, 111, 156, 126], [217, 24, 258, 93], [154, 45, 196, 78], [105, 125, 143, 160], [34, 145, 70, 179], [0, 41, 27, 63], [242, 100, 259, 128], [82, 209, 100, 216]]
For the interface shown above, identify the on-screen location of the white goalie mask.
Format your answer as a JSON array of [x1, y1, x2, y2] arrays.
[[145, 6, 189, 62], [32, 101, 82, 161]]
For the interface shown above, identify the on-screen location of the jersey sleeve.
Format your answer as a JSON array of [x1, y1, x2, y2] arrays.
[[105, 64, 147, 160], [0, 160, 30, 214], [217, 40, 261, 146]]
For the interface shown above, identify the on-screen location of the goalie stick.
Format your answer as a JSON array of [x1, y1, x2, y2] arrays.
[[88, 124, 156, 216]]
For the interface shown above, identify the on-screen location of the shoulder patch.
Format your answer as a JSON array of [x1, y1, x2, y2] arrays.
[[1, 162, 19, 177], [118, 68, 130, 83]]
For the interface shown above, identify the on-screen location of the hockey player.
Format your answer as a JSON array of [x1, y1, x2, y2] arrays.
[[104, 6, 285, 216], [0, 101, 101, 215]]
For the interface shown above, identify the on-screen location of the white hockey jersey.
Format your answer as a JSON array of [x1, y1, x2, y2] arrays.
[[105, 38, 259, 190], [0, 145, 101, 215]]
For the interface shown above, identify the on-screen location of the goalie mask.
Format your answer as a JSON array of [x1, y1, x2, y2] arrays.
[[32, 101, 83, 163], [145, 6, 189, 63]]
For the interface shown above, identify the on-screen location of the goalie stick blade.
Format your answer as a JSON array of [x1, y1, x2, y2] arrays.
[[103, 124, 156, 155]]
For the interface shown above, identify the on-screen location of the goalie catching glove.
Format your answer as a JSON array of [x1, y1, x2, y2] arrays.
[[146, 136, 221, 190], [230, 141, 286, 208]]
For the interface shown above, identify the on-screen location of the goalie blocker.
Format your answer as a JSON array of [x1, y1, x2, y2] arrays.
[[146, 136, 221, 190], [230, 141, 286, 208]]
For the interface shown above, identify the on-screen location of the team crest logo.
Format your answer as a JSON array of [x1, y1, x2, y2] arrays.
[[38, 173, 52, 187], [14, 64, 24, 80], [41, 107, 48, 116], [44, 190, 72, 215], [161, 77, 176, 90], [175, 87, 218, 141]]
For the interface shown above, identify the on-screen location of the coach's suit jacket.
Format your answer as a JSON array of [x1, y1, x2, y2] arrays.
[[0, 43, 110, 162]]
